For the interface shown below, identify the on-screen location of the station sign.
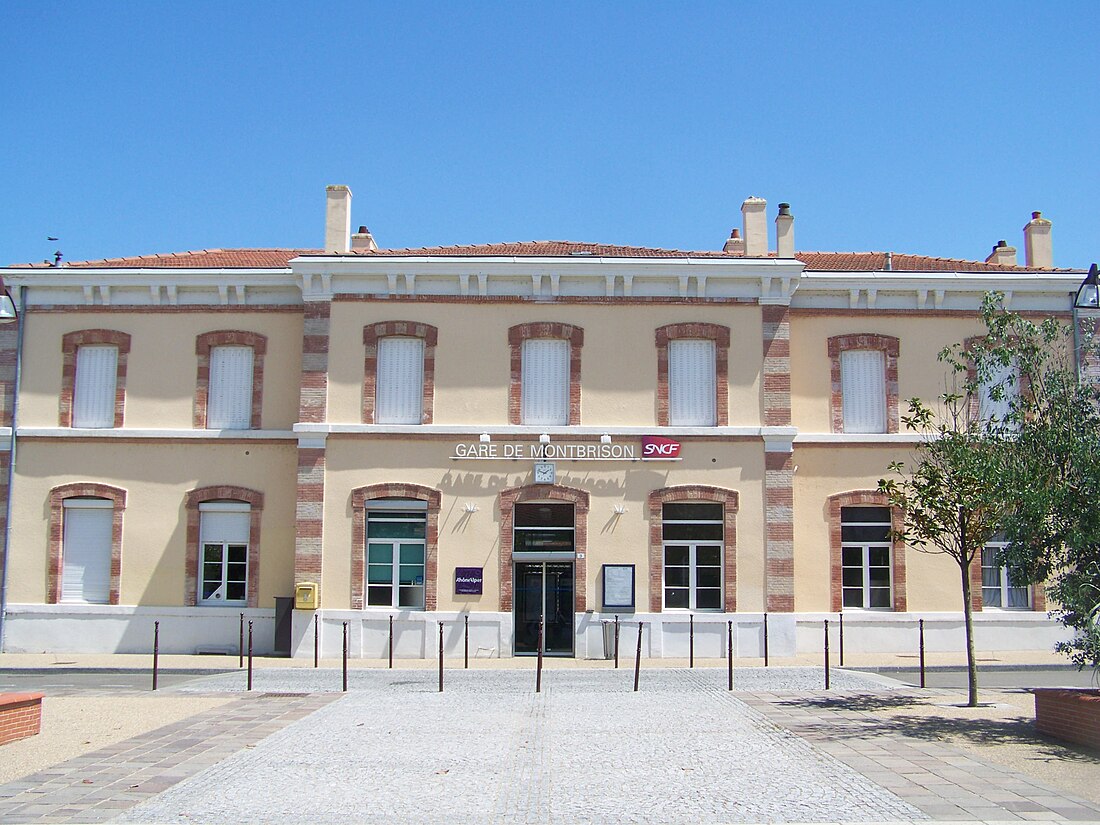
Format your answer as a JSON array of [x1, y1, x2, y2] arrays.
[[450, 437, 681, 461]]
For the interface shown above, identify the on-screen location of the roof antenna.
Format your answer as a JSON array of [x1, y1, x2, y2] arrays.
[[47, 237, 62, 267]]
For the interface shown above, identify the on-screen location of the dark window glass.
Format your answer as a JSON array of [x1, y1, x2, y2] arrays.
[[664, 546, 690, 566], [663, 521, 723, 541], [696, 545, 721, 566], [367, 519, 425, 540], [515, 503, 574, 528], [695, 589, 721, 609], [869, 588, 891, 608], [663, 503, 723, 522], [842, 546, 862, 567], [664, 587, 689, 609], [696, 567, 721, 588], [841, 506, 890, 524], [868, 547, 891, 568], [514, 529, 575, 553], [842, 588, 863, 608], [842, 567, 863, 588], [665, 567, 690, 587], [841, 524, 891, 543]]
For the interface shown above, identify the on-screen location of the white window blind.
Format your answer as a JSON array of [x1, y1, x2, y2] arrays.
[[61, 499, 113, 604], [207, 346, 254, 429], [522, 339, 570, 425], [73, 346, 118, 428], [979, 361, 1018, 423], [668, 339, 716, 426], [376, 337, 424, 424], [841, 349, 886, 433], [199, 503, 251, 544]]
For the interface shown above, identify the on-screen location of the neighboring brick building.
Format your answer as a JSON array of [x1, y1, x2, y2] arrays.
[[0, 188, 1075, 658]]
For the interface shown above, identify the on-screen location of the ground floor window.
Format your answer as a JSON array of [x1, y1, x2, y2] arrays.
[[513, 502, 575, 554], [841, 506, 892, 609], [662, 502, 723, 610], [199, 502, 250, 605], [982, 541, 1030, 609], [61, 498, 113, 604], [366, 500, 427, 609]]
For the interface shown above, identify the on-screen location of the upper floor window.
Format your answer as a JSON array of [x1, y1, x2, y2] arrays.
[[978, 360, 1020, 424], [194, 331, 266, 430], [60, 330, 131, 428], [828, 334, 900, 434], [363, 322, 438, 425], [509, 323, 583, 426], [655, 324, 729, 427]]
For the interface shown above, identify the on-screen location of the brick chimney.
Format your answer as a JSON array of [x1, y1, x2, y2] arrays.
[[984, 240, 1017, 267], [723, 228, 745, 255], [325, 185, 353, 253], [351, 226, 378, 252], [775, 202, 794, 258], [741, 197, 768, 257], [1023, 211, 1052, 269]]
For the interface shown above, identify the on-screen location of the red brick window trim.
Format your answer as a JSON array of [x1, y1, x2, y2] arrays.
[[194, 331, 267, 429], [655, 323, 730, 426], [351, 483, 441, 611], [184, 486, 264, 608], [826, 491, 906, 612], [827, 334, 900, 434], [647, 486, 739, 613], [47, 483, 127, 605], [499, 484, 590, 612], [362, 322, 439, 424], [508, 323, 584, 425], [59, 330, 131, 428]]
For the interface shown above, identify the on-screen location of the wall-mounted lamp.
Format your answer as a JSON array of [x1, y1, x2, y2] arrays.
[[600, 433, 612, 445], [464, 503, 479, 513], [539, 433, 551, 444], [613, 504, 627, 515], [479, 433, 491, 443]]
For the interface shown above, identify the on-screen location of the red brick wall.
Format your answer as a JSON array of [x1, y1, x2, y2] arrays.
[[761, 306, 792, 427], [826, 491, 906, 612], [827, 333, 900, 433], [183, 486, 264, 608], [294, 448, 326, 588], [764, 451, 795, 612], [507, 323, 584, 425], [59, 330, 131, 427], [655, 323, 730, 426], [47, 483, 127, 605], [362, 322, 438, 424], [193, 330, 267, 429], [0, 693, 43, 746], [1034, 689, 1100, 749]]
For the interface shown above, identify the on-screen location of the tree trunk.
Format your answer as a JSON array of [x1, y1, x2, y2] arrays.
[[960, 507, 979, 707]]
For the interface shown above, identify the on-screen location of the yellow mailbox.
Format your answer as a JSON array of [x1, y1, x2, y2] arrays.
[[295, 581, 319, 610]]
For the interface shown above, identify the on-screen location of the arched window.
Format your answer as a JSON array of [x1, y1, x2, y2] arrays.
[[185, 486, 264, 607], [48, 483, 127, 604]]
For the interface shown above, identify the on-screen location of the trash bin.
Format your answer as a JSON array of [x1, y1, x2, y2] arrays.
[[602, 621, 615, 660]]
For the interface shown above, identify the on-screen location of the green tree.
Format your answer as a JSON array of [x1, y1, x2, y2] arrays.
[[878, 381, 1008, 707]]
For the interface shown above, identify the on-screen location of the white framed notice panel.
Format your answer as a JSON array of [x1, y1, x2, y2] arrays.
[[602, 564, 636, 611]]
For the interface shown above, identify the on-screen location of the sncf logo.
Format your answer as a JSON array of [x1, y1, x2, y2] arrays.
[[642, 436, 681, 458]]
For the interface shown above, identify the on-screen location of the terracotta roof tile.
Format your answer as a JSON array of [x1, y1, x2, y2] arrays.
[[10, 249, 318, 269]]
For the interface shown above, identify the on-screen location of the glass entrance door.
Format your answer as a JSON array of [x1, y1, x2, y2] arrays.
[[514, 561, 574, 656]]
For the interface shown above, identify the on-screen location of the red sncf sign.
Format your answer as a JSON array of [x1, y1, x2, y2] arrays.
[[642, 436, 681, 458]]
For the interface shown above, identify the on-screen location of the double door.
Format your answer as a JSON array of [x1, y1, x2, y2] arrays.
[[514, 561, 574, 656]]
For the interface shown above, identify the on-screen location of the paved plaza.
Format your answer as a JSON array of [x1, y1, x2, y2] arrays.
[[0, 666, 1098, 823]]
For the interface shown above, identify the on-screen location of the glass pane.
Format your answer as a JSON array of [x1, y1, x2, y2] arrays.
[[203, 562, 222, 580], [983, 587, 1002, 608], [227, 563, 247, 582], [367, 585, 392, 606], [514, 528, 574, 553], [368, 544, 393, 564], [1006, 586, 1029, 608], [399, 544, 424, 564], [982, 564, 1000, 588], [515, 503, 574, 528], [868, 567, 890, 587], [368, 564, 392, 584], [842, 546, 862, 566], [665, 567, 689, 587], [226, 583, 246, 602], [202, 580, 220, 599], [695, 589, 721, 610], [203, 544, 222, 563], [399, 585, 424, 609], [696, 567, 721, 588], [696, 546, 721, 566], [399, 564, 423, 585], [841, 506, 891, 524], [868, 547, 890, 567], [842, 588, 863, 608], [842, 567, 863, 587], [367, 520, 425, 539], [665, 587, 689, 609], [868, 587, 891, 609], [842, 525, 891, 542], [664, 546, 689, 565], [228, 544, 247, 564], [663, 503, 723, 522], [663, 522, 723, 541]]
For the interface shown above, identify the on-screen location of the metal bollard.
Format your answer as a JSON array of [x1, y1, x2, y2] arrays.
[[152, 621, 160, 691], [464, 615, 469, 669], [342, 621, 349, 692], [824, 619, 830, 690], [919, 618, 926, 688], [727, 620, 733, 691], [536, 619, 544, 693], [239, 612, 244, 668], [763, 612, 769, 667], [247, 620, 254, 692], [438, 622, 444, 693], [388, 615, 394, 669], [314, 614, 319, 668], [633, 623, 644, 692], [689, 614, 694, 668], [614, 615, 620, 669], [839, 612, 845, 667]]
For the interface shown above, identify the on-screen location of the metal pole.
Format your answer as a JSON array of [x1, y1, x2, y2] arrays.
[[727, 620, 733, 691], [438, 622, 444, 693], [824, 619, 830, 690], [342, 621, 349, 692], [919, 618, 926, 689], [239, 612, 244, 668], [247, 620, 254, 692], [464, 614, 469, 669], [152, 620, 160, 691], [388, 615, 394, 669], [839, 612, 844, 667], [689, 614, 694, 668], [614, 615, 620, 669], [0, 289, 26, 653], [633, 622, 643, 692], [313, 614, 318, 668], [763, 612, 769, 667], [536, 619, 544, 693]]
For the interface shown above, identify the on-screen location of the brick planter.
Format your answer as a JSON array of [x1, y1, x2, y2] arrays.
[[0, 692, 43, 745], [1033, 688, 1100, 749]]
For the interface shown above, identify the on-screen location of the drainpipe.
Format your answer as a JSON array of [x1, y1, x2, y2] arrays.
[[0, 288, 26, 651]]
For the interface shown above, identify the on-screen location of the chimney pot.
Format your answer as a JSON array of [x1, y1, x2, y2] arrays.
[[324, 185, 353, 253], [723, 227, 745, 255]]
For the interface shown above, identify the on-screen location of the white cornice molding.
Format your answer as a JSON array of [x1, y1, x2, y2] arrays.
[[18, 427, 297, 440]]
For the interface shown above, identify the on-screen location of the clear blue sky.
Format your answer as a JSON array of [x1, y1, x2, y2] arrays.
[[2, 2, 1097, 268]]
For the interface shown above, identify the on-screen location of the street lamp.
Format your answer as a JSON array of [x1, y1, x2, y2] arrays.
[[1072, 264, 1100, 379], [0, 287, 21, 652]]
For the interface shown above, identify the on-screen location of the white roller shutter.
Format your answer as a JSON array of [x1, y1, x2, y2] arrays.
[[668, 339, 716, 426], [199, 503, 251, 544], [979, 361, 1018, 422], [376, 337, 424, 424], [841, 349, 887, 433], [522, 339, 569, 425], [61, 499, 113, 604], [72, 346, 118, 428], [207, 346, 253, 429]]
